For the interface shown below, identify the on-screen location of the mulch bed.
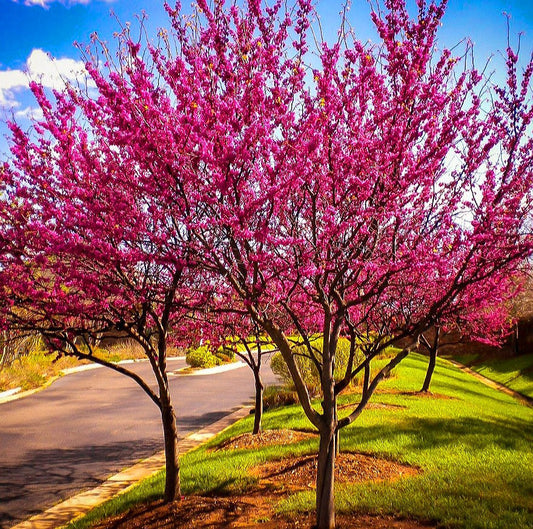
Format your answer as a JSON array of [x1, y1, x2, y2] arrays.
[[92, 429, 431, 529], [338, 401, 407, 411], [215, 429, 317, 451], [92, 496, 435, 529], [253, 452, 419, 490], [377, 389, 456, 399]]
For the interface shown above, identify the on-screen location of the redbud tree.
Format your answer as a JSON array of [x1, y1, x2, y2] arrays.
[[168, 1, 533, 527], [0, 45, 207, 501], [199, 302, 274, 434], [1, 0, 533, 527], [416, 273, 518, 392]]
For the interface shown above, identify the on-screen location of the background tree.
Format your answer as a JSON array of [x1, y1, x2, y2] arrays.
[[417, 285, 516, 393], [204, 303, 277, 434], [509, 272, 533, 354]]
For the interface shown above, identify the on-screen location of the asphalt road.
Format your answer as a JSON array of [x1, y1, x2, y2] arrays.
[[0, 356, 279, 528]]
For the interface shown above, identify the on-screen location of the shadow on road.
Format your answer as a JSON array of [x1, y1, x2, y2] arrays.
[[0, 439, 162, 528], [0, 407, 246, 529]]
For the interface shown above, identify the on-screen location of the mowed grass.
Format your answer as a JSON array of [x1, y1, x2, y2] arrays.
[[67, 353, 533, 529], [457, 352, 533, 399]]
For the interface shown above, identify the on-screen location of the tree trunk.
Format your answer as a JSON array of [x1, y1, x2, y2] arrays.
[[363, 361, 370, 397], [421, 346, 437, 392], [252, 368, 264, 435], [161, 393, 181, 502], [315, 425, 336, 529]]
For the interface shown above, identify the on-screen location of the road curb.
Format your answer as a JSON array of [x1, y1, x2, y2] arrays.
[[171, 361, 246, 376], [0, 377, 61, 405], [0, 386, 21, 399], [10, 405, 253, 529], [445, 359, 533, 407], [0, 357, 186, 405]]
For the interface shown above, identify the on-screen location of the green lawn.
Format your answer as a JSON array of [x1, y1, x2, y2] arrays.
[[67, 353, 533, 529], [456, 353, 533, 399]]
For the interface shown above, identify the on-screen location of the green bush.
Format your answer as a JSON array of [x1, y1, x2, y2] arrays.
[[186, 345, 219, 368], [214, 346, 235, 364], [270, 337, 365, 395], [185, 343, 237, 369], [262, 385, 299, 409]]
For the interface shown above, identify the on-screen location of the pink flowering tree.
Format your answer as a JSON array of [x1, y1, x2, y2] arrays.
[[1, 1, 533, 528], [164, 1, 533, 527], [417, 273, 519, 393], [0, 64, 206, 501], [200, 293, 276, 434]]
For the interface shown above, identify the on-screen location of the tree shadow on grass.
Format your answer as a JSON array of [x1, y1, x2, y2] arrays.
[[423, 362, 528, 406], [431, 379, 517, 405], [347, 413, 533, 453]]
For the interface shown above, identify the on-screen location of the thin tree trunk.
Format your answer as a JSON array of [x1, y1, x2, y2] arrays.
[[363, 361, 370, 397], [420, 347, 437, 392], [421, 327, 440, 393], [161, 389, 181, 502], [315, 425, 336, 529], [252, 368, 264, 435]]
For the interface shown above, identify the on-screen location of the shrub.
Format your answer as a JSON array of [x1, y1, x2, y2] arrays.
[[270, 337, 365, 395], [186, 345, 219, 368], [186, 342, 237, 369], [215, 346, 235, 364], [263, 385, 299, 410]]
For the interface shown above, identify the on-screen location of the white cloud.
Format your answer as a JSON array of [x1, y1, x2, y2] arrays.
[[0, 69, 27, 108], [23, 0, 49, 5], [0, 49, 94, 110], [14, 106, 44, 121]]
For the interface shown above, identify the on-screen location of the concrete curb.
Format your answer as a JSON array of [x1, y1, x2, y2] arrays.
[[0, 357, 186, 405], [171, 361, 246, 376], [60, 356, 186, 376], [10, 405, 253, 529], [446, 359, 533, 407], [0, 387, 21, 399], [0, 377, 61, 404]]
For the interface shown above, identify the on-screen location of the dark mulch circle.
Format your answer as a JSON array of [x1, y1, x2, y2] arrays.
[[215, 429, 317, 451], [253, 451, 419, 490]]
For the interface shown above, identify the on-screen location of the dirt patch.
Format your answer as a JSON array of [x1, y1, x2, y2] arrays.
[[338, 401, 407, 411], [408, 391, 455, 399], [216, 429, 317, 451], [92, 495, 434, 529], [253, 452, 419, 490], [377, 389, 456, 399]]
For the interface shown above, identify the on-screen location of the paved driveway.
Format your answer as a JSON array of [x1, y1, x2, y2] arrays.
[[0, 357, 278, 528]]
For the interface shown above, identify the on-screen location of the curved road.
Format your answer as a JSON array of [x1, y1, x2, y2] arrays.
[[0, 357, 278, 528]]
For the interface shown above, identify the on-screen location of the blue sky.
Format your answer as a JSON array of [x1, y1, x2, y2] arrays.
[[0, 0, 532, 151]]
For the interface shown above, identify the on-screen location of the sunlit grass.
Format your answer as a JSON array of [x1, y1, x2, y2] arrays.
[[465, 353, 533, 399]]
